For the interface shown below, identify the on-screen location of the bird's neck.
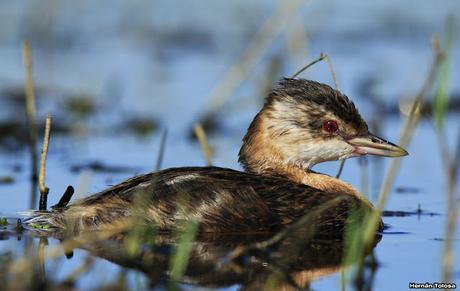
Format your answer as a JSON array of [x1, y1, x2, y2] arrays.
[[240, 144, 361, 197], [259, 162, 362, 198], [240, 147, 360, 198]]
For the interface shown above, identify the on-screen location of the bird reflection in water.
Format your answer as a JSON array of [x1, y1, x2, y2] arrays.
[[60, 222, 382, 290]]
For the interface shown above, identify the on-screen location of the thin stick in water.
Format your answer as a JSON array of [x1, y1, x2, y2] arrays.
[[39, 114, 52, 211]]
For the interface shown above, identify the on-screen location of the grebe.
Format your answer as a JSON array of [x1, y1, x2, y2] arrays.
[[26, 78, 408, 234]]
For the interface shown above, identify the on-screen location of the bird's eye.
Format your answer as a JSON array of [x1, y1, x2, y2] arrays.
[[322, 120, 339, 133]]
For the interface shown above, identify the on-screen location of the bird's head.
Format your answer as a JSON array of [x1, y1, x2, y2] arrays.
[[239, 78, 408, 174]]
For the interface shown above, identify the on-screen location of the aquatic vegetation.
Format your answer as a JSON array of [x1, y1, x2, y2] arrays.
[[123, 117, 159, 136], [0, 176, 14, 184], [63, 94, 98, 118]]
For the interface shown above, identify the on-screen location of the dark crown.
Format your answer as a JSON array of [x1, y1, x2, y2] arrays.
[[267, 78, 367, 133]]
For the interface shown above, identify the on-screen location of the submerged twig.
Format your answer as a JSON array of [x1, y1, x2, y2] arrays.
[[194, 123, 213, 166], [39, 114, 52, 211], [22, 40, 39, 209]]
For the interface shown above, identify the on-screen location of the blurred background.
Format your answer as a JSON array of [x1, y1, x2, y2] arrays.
[[0, 0, 459, 290]]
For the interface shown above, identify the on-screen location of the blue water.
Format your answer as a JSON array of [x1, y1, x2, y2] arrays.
[[0, 1, 459, 290]]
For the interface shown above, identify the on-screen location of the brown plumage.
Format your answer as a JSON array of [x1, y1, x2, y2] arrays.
[[25, 78, 408, 235]]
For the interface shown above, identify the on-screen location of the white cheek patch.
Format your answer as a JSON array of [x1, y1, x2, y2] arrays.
[[271, 100, 315, 121], [294, 139, 355, 168], [264, 101, 359, 168]]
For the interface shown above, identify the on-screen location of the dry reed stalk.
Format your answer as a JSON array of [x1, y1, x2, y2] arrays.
[[324, 54, 339, 91], [321, 53, 346, 178], [22, 40, 39, 208], [432, 18, 458, 281], [201, 0, 308, 120], [291, 53, 347, 178], [363, 37, 445, 245], [291, 53, 326, 78], [437, 124, 459, 283], [194, 123, 213, 166], [285, 15, 309, 64], [39, 114, 52, 210]]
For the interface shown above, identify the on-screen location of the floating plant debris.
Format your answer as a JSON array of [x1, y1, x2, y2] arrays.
[[123, 117, 159, 136], [64, 94, 98, 118], [0, 119, 73, 151], [0, 176, 14, 185], [70, 161, 137, 173], [395, 186, 421, 194]]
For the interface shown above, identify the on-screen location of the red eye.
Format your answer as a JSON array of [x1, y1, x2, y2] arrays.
[[323, 120, 338, 133]]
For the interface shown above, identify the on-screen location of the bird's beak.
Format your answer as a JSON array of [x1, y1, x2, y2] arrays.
[[347, 132, 408, 157]]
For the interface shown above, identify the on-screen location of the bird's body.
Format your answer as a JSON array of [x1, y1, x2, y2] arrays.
[[25, 78, 407, 234], [27, 167, 374, 234]]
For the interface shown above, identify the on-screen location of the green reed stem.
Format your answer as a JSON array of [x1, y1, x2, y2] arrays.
[[362, 37, 445, 250], [434, 18, 457, 281], [169, 220, 199, 283]]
